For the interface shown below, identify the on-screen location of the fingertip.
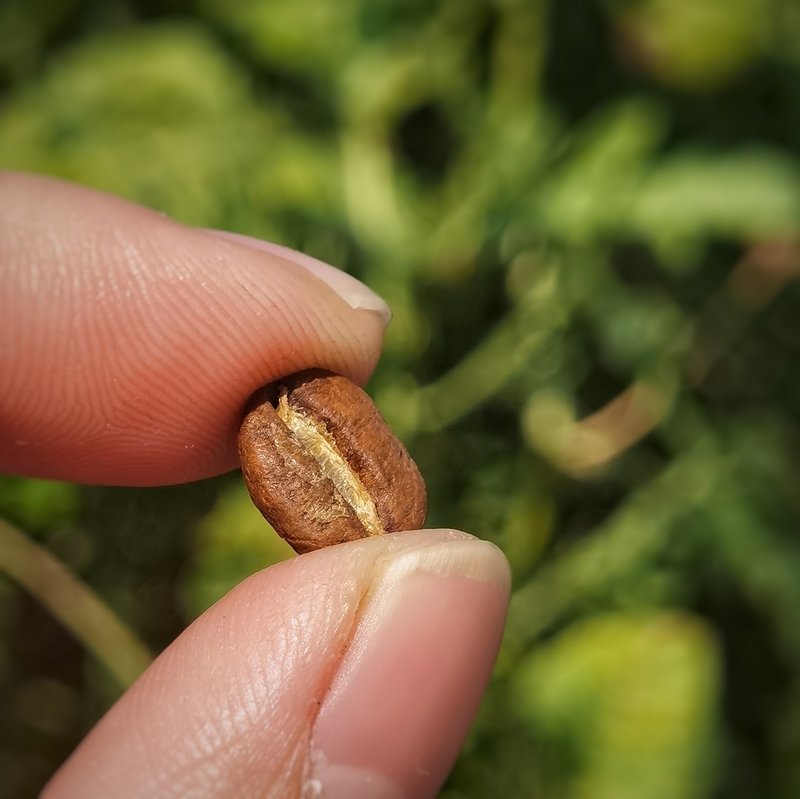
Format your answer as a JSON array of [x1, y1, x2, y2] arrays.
[[308, 532, 510, 799], [203, 230, 393, 326]]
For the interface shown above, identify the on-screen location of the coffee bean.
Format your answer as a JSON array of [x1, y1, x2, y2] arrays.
[[238, 370, 427, 554]]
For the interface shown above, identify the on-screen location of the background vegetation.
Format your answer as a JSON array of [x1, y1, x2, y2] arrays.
[[2, 0, 800, 796]]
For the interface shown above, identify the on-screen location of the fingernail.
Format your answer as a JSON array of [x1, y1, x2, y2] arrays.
[[307, 536, 510, 799], [204, 230, 392, 326]]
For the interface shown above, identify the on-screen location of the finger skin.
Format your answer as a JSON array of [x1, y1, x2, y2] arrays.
[[42, 530, 511, 799], [0, 172, 386, 485]]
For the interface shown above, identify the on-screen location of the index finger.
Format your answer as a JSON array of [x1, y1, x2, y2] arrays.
[[0, 172, 389, 486]]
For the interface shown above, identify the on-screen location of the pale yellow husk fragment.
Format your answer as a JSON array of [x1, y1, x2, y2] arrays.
[[277, 392, 385, 537]]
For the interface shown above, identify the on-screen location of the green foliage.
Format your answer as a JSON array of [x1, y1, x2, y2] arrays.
[[538, 99, 800, 267], [3, 0, 800, 796], [513, 613, 719, 799]]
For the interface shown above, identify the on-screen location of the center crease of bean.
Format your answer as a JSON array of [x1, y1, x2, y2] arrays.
[[276, 391, 385, 537]]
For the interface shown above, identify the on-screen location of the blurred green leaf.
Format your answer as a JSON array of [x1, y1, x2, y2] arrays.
[[513, 612, 720, 799], [0, 477, 80, 534], [539, 101, 800, 268], [200, 0, 359, 73], [608, 0, 772, 91], [632, 149, 800, 268], [0, 24, 273, 227]]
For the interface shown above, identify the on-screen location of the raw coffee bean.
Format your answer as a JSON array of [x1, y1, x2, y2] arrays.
[[238, 370, 427, 554]]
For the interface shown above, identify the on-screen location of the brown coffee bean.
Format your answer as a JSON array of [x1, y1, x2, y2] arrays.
[[238, 370, 427, 554]]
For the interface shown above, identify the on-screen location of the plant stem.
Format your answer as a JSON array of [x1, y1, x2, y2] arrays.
[[0, 518, 153, 689]]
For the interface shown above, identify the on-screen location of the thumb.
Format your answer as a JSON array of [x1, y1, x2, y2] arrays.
[[42, 529, 510, 799]]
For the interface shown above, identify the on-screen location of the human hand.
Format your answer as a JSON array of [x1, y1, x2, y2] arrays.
[[0, 173, 510, 799]]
